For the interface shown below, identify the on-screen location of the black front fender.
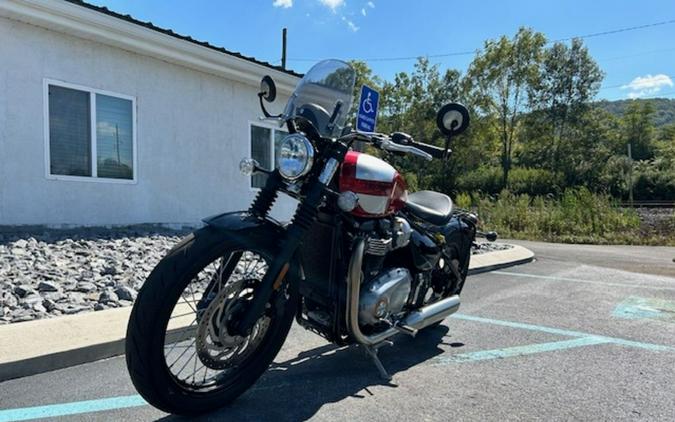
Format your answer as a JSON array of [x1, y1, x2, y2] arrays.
[[203, 211, 285, 243], [202, 211, 304, 280]]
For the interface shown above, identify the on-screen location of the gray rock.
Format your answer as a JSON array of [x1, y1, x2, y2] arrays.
[[94, 303, 106, 311], [43, 299, 57, 312], [57, 304, 90, 315], [11, 248, 27, 256], [33, 303, 47, 314], [13, 285, 35, 298], [75, 281, 97, 293], [21, 294, 43, 307], [42, 291, 64, 302], [101, 266, 118, 276], [12, 310, 35, 322], [1, 292, 19, 308], [98, 290, 119, 304], [37, 280, 60, 292], [114, 286, 137, 302], [14, 239, 28, 249]]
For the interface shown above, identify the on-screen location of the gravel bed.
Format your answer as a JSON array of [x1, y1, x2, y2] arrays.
[[0, 228, 186, 325], [472, 242, 513, 255], [0, 228, 511, 325]]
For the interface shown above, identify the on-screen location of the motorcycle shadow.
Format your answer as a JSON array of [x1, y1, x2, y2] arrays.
[[157, 324, 463, 422]]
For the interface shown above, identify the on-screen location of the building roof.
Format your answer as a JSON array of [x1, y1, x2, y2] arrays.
[[64, 0, 302, 78]]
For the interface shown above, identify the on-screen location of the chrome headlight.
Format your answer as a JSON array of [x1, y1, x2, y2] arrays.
[[277, 134, 314, 180]]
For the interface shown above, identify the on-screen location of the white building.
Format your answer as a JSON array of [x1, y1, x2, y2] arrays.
[[0, 0, 301, 227]]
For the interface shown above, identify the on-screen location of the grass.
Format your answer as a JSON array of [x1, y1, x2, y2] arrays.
[[455, 188, 675, 246]]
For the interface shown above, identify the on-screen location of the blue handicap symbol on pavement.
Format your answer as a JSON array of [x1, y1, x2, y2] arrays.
[[356, 84, 379, 132]]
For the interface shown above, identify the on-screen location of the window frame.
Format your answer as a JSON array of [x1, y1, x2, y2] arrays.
[[248, 121, 288, 191], [43, 78, 138, 184]]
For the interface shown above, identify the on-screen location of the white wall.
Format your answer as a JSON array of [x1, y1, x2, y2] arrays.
[[0, 17, 298, 226]]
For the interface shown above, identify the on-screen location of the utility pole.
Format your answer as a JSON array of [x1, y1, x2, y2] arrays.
[[627, 143, 634, 207], [281, 27, 287, 69]]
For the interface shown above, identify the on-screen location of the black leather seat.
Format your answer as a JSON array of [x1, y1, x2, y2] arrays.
[[404, 190, 453, 226]]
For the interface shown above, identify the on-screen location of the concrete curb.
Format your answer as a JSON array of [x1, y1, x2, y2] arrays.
[[0, 243, 534, 382], [468, 244, 536, 275]]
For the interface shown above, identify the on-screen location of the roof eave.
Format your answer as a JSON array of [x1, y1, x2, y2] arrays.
[[0, 0, 301, 93]]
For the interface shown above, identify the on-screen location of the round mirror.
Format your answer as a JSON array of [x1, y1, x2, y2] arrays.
[[436, 103, 470, 137], [259, 75, 277, 103]]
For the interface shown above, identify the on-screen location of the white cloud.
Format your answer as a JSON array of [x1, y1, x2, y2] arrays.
[[621, 73, 673, 99], [319, 0, 345, 12], [273, 0, 293, 8], [367, 1, 375, 8], [361, 7, 366, 16], [341, 16, 359, 31]]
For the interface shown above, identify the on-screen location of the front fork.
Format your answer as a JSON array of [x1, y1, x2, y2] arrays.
[[233, 150, 346, 336]]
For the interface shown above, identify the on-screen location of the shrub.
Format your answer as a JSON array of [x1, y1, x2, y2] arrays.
[[456, 166, 562, 197], [456, 166, 502, 195], [462, 188, 668, 245], [507, 168, 562, 196]]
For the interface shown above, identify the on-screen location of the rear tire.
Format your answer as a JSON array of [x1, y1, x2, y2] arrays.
[[125, 227, 298, 415], [425, 247, 471, 329]]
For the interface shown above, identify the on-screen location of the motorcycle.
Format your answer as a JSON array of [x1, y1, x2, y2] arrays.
[[125, 59, 495, 415]]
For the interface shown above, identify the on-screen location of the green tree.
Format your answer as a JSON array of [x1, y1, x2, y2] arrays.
[[464, 27, 546, 187], [623, 100, 656, 160], [528, 38, 604, 172]]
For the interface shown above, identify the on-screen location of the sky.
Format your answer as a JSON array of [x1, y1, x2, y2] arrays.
[[87, 0, 675, 101]]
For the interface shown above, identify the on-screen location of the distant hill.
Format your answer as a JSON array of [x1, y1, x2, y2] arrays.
[[596, 98, 675, 128]]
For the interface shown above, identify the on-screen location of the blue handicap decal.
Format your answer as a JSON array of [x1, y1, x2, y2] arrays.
[[356, 84, 379, 133]]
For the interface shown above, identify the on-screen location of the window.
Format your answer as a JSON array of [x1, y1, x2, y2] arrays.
[[46, 81, 136, 182], [249, 123, 288, 188]]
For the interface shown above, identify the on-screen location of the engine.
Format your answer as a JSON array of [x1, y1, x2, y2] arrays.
[[358, 217, 414, 327]]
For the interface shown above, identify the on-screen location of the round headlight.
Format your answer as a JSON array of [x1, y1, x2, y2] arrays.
[[277, 134, 314, 180]]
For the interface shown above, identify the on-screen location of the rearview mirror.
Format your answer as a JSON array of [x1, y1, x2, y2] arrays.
[[436, 103, 469, 137], [259, 75, 277, 103]]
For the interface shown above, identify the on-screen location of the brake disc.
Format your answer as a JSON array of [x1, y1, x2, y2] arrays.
[[196, 278, 270, 370]]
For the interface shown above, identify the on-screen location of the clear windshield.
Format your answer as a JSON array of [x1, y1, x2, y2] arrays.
[[283, 60, 356, 139]]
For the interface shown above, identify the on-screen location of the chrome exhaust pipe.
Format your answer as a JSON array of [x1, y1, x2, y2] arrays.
[[346, 238, 461, 346], [401, 294, 460, 330], [347, 238, 398, 346]]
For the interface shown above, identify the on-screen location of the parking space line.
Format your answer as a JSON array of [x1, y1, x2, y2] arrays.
[[434, 336, 609, 365], [452, 313, 674, 352], [1, 313, 673, 421], [0, 395, 146, 422], [492, 270, 675, 292]]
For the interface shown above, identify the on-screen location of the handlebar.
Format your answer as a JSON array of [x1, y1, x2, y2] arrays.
[[338, 131, 447, 161]]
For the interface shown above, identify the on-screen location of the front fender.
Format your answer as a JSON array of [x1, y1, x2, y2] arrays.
[[202, 211, 285, 243], [202, 211, 304, 280]]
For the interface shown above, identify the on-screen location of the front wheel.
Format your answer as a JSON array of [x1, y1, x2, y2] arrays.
[[125, 227, 298, 415]]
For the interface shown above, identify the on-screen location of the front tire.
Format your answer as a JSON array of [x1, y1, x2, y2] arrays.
[[125, 227, 298, 415]]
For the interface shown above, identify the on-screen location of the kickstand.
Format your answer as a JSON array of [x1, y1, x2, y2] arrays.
[[362, 341, 393, 381]]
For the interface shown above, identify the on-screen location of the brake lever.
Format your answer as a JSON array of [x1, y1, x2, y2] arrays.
[[379, 139, 433, 161]]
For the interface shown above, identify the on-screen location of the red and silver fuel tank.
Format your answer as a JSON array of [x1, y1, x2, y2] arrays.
[[338, 151, 408, 218]]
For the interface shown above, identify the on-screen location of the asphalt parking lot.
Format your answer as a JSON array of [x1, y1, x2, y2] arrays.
[[0, 241, 674, 421]]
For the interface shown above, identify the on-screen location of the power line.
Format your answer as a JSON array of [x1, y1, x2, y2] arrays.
[[287, 18, 675, 63]]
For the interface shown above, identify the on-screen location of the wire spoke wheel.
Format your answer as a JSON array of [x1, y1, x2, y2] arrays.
[[162, 250, 273, 391], [126, 228, 298, 414]]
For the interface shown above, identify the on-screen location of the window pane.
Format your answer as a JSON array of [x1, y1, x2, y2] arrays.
[[48, 85, 91, 176], [251, 125, 271, 188], [96, 94, 134, 179]]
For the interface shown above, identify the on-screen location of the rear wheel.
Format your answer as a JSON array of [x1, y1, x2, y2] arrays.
[[425, 248, 470, 329], [125, 227, 298, 415]]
